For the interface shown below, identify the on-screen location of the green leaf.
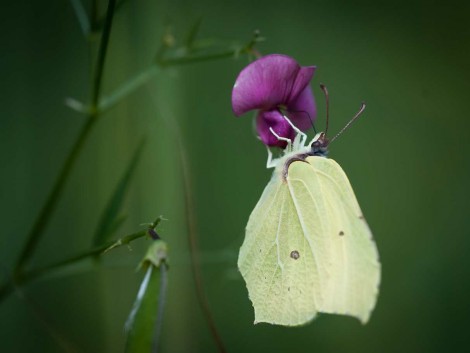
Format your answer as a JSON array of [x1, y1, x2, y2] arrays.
[[92, 139, 146, 246], [125, 241, 168, 353]]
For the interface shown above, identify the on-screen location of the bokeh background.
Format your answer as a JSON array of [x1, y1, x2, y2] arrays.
[[1, 0, 470, 352]]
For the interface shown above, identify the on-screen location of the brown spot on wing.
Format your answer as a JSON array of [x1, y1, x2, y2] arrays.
[[290, 250, 300, 260]]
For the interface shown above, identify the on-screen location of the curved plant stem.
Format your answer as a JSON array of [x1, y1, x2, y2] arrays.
[[177, 130, 227, 353], [14, 0, 117, 273]]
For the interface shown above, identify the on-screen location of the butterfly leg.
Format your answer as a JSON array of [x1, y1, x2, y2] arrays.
[[269, 127, 292, 151], [282, 115, 307, 148], [266, 147, 279, 168]]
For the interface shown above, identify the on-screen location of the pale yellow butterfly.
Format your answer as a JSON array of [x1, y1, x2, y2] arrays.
[[238, 90, 380, 326]]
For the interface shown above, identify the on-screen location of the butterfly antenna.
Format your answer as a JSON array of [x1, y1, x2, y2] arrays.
[[330, 102, 366, 143], [320, 84, 330, 135], [287, 109, 317, 134], [304, 110, 316, 134]]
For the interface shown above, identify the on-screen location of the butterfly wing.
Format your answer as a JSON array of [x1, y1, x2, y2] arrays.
[[239, 156, 380, 326], [238, 171, 321, 326], [287, 156, 380, 323]]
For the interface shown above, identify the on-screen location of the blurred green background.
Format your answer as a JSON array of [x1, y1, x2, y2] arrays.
[[1, 0, 469, 352]]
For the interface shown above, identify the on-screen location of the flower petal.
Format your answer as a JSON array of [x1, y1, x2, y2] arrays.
[[232, 54, 301, 116], [256, 110, 296, 148], [287, 85, 317, 131], [286, 66, 316, 106]]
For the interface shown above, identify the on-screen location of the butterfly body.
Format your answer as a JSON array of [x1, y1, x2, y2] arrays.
[[238, 132, 380, 326]]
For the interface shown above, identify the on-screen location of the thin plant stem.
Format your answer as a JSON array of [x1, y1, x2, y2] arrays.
[[24, 230, 146, 282], [14, 116, 95, 272], [177, 126, 227, 353], [14, 0, 118, 273], [99, 66, 160, 112], [145, 83, 232, 352], [92, 0, 117, 107], [158, 47, 249, 67], [99, 33, 260, 113], [1, 217, 162, 303]]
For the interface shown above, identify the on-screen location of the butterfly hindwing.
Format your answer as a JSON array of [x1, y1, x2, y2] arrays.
[[239, 170, 319, 326]]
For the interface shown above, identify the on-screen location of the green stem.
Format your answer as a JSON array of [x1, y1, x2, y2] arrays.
[[177, 125, 227, 353], [158, 48, 248, 67], [14, 0, 118, 273], [99, 35, 259, 114], [99, 66, 160, 112], [23, 230, 147, 282], [2, 217, 162, 303], [15, 116, 95, 272], [92, 0, 117, 107]]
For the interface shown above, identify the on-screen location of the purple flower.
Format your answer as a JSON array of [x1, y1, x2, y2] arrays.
[[232, 54, 317, 148]]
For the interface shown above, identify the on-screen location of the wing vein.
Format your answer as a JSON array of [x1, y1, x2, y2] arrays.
[[287, 177, 323, 309], [275, 189, 286, 271]]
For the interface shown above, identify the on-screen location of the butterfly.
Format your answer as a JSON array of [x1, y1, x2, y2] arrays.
[[238, 87, 381, 326]]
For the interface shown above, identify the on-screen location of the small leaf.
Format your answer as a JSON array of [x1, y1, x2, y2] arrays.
[[125, 241, 168, 353], [92, 139, 146, 246]]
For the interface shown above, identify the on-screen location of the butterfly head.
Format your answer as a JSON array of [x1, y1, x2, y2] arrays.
[[309, 132, 329, 157]]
